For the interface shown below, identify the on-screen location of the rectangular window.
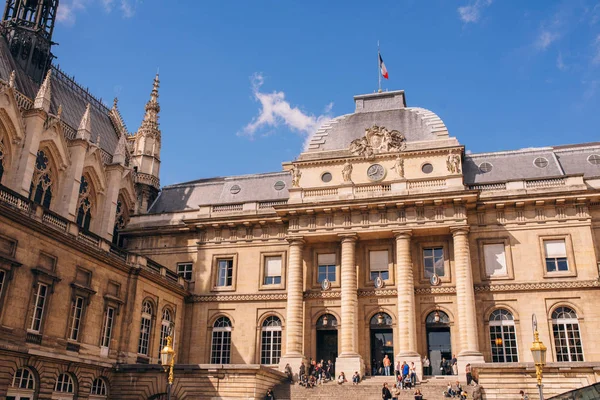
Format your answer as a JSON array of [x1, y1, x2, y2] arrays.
[[484, 243, 507, 277], [177, 263, 193, 281], [138, 316, 152, 355], [69, 296, 85, 341], [317, 253, 336, 283], [423, 247, 444, 278], [216, 259, 233, 287], [100, 306, 115, 348], [369, 250, 389, 281], [264, 256, 282, 285], [544, 240, 568, 272], [30, 283, 48, 332]]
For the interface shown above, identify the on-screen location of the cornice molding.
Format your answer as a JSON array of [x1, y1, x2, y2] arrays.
[[474, 280, 600, 292], [187, 293, 287, 303]]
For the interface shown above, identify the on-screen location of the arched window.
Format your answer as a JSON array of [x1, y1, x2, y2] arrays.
[[30, 150, 53, 208], [489, 309, 519, 362], [90, 377, 108, 398], [53, 373, 75, 399], [552, 307, 584, 362], [316, 313, 338, 330], [370, 312, 393, 327], [76, 175, 92, 230], [211, 316, 232, 364], [0, 136, 6, 184], [426, 310, 450, 325], [138, 300, 153, 356], [7, 367, 36, 399], [159, 308, 173, 358], [261, 316, 282, 365]]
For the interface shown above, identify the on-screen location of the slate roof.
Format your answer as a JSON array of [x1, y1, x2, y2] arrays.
[[0, 39, 121, 157], [464, 142, 600, 184], [148, 171, 292, 214]]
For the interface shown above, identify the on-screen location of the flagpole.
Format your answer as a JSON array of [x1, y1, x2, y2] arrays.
[[377, 41, 382, 93]]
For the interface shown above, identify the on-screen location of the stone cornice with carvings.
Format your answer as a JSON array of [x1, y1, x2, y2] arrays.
[[474, 280, 600, 292], [187, 293, 288, 303]]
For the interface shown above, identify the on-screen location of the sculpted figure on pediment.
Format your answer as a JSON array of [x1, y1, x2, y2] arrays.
[[342, 160, 353, 182], [447, 152, 461, 174], [392, 155, 404, 178], [349, 125, 406, 157], [291, 165, 302, 187]]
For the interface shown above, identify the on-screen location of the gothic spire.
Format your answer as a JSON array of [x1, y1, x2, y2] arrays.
[[76, 103, 92, 141], [34, 69, 52, 112], [137, 74, 161, 137]]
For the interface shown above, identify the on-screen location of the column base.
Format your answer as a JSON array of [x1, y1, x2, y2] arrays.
[[335, 354, 365, 379], [395, 353, 423, 382], [457, 352, 484, 383], [279, 354, 307, 382]]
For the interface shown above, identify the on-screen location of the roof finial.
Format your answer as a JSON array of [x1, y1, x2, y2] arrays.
[[137, 73, 161, 137], [112, 97, 118, 110], [76, 103, 92, 141], [150, 73, 160, 104], [34, 69, 52, 112]]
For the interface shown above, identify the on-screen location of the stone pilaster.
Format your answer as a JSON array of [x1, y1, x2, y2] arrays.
[[394, 230, 422, 379], [451, 226, 484, 377], [279, 237, 306, 377], [335, 234, 364, 376]]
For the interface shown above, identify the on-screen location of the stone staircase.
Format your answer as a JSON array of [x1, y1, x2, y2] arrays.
[[273, 375, 475, 400]]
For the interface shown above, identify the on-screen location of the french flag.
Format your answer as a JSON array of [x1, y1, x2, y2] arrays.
[[379, 53, 389, 79]]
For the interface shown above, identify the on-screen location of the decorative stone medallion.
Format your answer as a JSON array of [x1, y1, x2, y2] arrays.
[[367, 163, 386, 182], [374, 276, 385, 289], [430, 273, 441, 286], [321, 278, 331, 291]]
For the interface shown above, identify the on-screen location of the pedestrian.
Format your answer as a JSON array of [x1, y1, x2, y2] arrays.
[[395, 360, 401, 380], [382, 382, 392, 400], [298, 363, 305, 385], [402, 361, 409, 382], [284, 363, 292, 382], [391, 383, 401, 400], [451, 354, 458, 375], [383, 354, 392, 376], [519, 390, 529, 400], [372, 358, 378, 376], [264, 388, 275, 400], [410, 362, 417, 385], [422, 356, 430, 376], [466, 363, 478, 386], [440, 357, 446, 375]]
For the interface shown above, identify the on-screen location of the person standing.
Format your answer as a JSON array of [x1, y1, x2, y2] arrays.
[[391, 383, 401, 400], [383, 354, 392, 376], [395, 360, 401, 380], [422, 356, 430, 376], [451, 354, 458, 375], [382, 382, 392, 400], [402, 361, 409, 383], [440, 358, 447, 376], [410, 362, 417, 385]]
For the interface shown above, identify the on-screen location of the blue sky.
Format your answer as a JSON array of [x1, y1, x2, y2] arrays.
[[52, 0, 600, 186]]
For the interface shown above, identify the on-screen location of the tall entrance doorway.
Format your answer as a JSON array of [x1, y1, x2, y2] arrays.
[[425, 310, 452, 376], [370, 312, 393, 376], [316, 314, 338, 363]]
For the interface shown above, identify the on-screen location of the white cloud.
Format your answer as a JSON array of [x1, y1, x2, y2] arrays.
[[57, 0, 138, 24], [536, 30, 559, 50], [241, 73, 333, 150], [457, 0, 493, 24]]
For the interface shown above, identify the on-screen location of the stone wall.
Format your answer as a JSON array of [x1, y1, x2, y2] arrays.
[[111, 364, 287, 399], [472, 362, 600, 399]]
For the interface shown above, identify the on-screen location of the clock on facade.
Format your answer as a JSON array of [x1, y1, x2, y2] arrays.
[[367, 164, 386, 181]]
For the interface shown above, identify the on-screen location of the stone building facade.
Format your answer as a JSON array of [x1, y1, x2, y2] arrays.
[[0, 1, 600, 399]]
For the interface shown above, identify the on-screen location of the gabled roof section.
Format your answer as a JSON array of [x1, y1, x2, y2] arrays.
[[148, 171, 292, 214], [0, 39, 121, 159]]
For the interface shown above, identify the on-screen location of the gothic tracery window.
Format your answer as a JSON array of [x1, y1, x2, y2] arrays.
[[76, 175, 92, 230], [112, 198, 127, 246], [29, 150, 53, 208]]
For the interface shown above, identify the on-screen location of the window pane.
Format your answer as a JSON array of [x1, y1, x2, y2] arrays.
[[546, 259, 557, 272], [484, 243, 507, 277], [544, 240, 567, 257], [557, 258, 569, 271]]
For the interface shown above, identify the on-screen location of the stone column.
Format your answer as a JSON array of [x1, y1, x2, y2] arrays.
[[394, 230, 422, 379], [335, 234, 364, 376], [452, 227, 484, 378], [279, 237, 306, 377]]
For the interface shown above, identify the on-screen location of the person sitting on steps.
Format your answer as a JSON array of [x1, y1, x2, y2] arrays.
[[352, 371, 360, 385], [337, 371, 347, 385], [414, 389, 423, 400]]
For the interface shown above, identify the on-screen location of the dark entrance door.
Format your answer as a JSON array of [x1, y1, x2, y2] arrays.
[[369, 312, 394, 376], [316, 314, 338, 363], [425, 311, 452, 376]]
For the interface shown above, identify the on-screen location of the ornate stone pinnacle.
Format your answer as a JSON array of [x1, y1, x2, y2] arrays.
[[34, 69, 52, 112], [113, 97, 118, 109], [8, 70, 15, 88], [77, 103, 92, 141]]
